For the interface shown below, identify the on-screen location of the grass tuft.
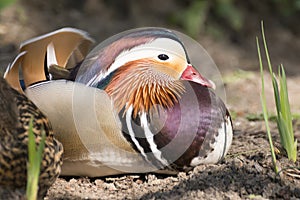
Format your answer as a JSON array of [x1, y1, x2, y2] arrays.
[[257, 21, 297, 173], [26, 116, 46, 200]]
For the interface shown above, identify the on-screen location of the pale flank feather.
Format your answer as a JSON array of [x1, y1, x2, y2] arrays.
[[25, 80, 156, 176]]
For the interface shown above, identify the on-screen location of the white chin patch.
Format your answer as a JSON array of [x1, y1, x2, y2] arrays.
[[190, 116, 233, 166]]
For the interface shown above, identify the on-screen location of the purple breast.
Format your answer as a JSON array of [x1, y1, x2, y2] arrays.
[[120, 81, 230, 171], [152, 81, 228, 170]]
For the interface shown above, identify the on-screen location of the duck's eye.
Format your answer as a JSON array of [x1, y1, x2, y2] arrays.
[[158, 54, 169, 61]]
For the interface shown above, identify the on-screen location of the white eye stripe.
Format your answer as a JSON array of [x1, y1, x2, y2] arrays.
[[115, 48, 182, 64], [107, 38, 188, 77]]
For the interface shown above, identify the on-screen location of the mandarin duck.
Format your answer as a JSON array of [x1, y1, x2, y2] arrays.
[[0, 76, 63, 198], [4, 27, 233, 177]]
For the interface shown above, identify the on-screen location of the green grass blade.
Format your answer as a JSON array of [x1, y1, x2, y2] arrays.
[[272, 76, 288, 150], [279, 66, 293, 133], [27, 117, 38, 200], [257, 36, 278, 173], [261, 21, 273, 74], [278, 65, 297, 161], [277, 114, 288, 149], [257, 37, 263, 84], [260, 95, 278, 173], [26, 118, 46, 200], [278, 116, 296, 161], [272, 73, 281, 117]]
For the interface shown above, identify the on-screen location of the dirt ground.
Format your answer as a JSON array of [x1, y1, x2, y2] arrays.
[[45, 125, 300, 200], [0, 1, 300, 199]]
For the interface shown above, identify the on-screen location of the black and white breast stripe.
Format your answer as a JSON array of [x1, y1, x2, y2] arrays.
[[119, 105, 171, 170]]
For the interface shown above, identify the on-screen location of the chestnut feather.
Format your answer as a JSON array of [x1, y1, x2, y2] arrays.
[[105, 59, 185, 117]]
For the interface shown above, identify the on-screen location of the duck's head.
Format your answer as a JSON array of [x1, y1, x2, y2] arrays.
[[75, 28, 214, 116]]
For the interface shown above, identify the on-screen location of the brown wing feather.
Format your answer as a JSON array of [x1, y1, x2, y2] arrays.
[[4, 28, 94, 90]]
